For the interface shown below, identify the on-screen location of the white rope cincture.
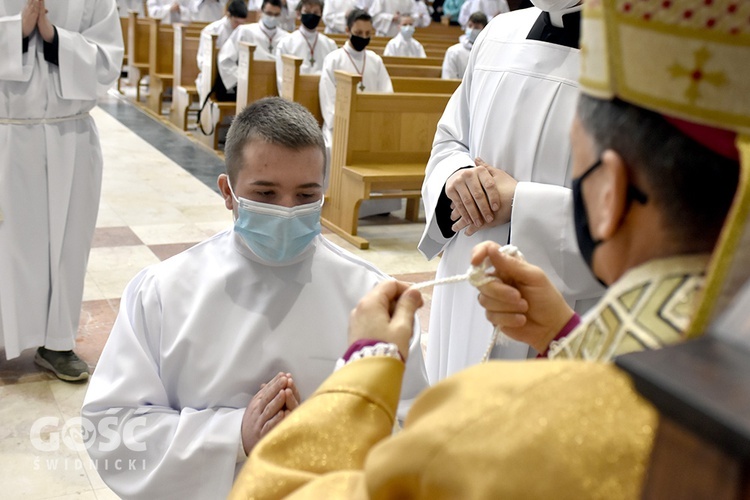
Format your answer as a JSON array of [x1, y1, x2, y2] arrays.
[[409, 244, 525, 363]]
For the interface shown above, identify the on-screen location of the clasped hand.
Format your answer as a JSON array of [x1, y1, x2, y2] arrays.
[[241, 372, 301, 455], [446, 158, 518, 236], [22, 0, 55, 43]]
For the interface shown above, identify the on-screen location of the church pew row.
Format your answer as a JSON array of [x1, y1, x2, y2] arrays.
[[170, 26, 201, 130], [127, 11, 150, 102], [280, 54, 459, 126], [324, 70, 452, 249]]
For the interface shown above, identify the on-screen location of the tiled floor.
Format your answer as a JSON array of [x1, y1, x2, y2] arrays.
[[0, 92, 439, 499]]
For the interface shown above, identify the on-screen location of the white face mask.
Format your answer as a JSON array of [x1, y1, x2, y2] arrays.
[[465, 26, 480, 43], [530, 0, 580, 12], [400, 25, 415, 39], [262, 13, 279, 29]]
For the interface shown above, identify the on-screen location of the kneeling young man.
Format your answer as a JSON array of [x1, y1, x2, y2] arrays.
[[82, 98, 427, 500]]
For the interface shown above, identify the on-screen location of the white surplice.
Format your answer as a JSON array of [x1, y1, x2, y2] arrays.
[[196, 16, 235, 97], [274, 27, 338, 91], [218, 21, 289, 90], [412, 0, 431, 27], [322, 0, 357, 34], [147, 0, 191, 24], [419, 7, 602, 383], [0, 0, 123, 359], [369, 0, 414, 37], [441, 35, 471, 79], [189, 0, 226, 22], [383, 32, 426, 57], [82, 230, 428, 499], [319, 43, 393, 146], [458, 0, 509, 27], [117, 0, 145, 16]]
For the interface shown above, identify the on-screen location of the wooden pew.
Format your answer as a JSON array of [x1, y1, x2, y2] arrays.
[[127, 11, 150, 101], [386, 64, 442, 78], [281, 55, 458, 127], [196, 33, 236, 151], [324, 70, 451, 249], [382, 55, 444, 67], [235, 42, 278, 113], [146, 18, 174, 114], [170, 26, 201, 130]]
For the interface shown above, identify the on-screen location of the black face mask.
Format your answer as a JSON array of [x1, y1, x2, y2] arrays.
[[572, 158, 648, 285], [349, 34, 370, 52], [300, 13, 321, 30]]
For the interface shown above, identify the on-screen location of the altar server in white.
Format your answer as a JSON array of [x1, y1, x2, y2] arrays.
[[147, 0, 191, 24], [319, 9, 392, 147], [441, 11, 485, 79], [218, 0, 289, 91], [0, 0, 122, 380], [412, 0, 431, 27], [369, 0, 413, 37], [82, 98, 428, 500], [117, 0, 145, 16], [383, 15, 426, 58], [420, 1, 602, 383], [274, 0, 337, 91], [322, 0, 357, 34], [189, 0, 227, 22], [196, 0, 247, 95]]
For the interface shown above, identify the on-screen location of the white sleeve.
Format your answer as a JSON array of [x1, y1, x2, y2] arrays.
[[378, 57, 393, 92], [458, 0, 471, 27], [369, 0, 395, 35], [0, 14, 34, 82], [322, 0, 347, 34], [147, 0, 171, 19], [82, 270, 246, 499], [414, 2, 431, 27], [397, 317, 429, 421], [417, 41, 426, 58], [274, 39, 285, 94], [510, 182, 604, 302], [55, 0, 124, 99], [218, 27, 242, 89], [418, 35, 483, 259], [318, 56, 337, 131], [441, 50, 455, 79]]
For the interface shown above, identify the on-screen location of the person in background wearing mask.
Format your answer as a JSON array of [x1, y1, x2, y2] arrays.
[[274, 0, 337, 92], [441, 10, 486, 79], [189, 0, 228, 22], [196, 0, 248, 97], [322, 0, 357, 34], [457, 0, 507, 28], [383, 14, 426, 57], [218, 0, 289, 92], [369, 0, 413, 37], [420, 0, 604, 385], [82, 98, 428, 500], [319, 9, 392, 148]]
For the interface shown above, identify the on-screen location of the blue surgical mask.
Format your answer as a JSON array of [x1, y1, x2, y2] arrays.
[[400, 25, 415, 39], [465, 27, 479, 42], [229, 183, 322, 263], [262, 13, 279, 29]]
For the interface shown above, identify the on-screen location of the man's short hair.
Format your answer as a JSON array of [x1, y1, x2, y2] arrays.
[[347, 9, 372, 29], [224, 97, 327, 185], [468, 11, 488, 27], [577, 94, 739, 245], [297, 0, 324, 12], [261, 0, 283, 11], [227, 0, 248, 18]]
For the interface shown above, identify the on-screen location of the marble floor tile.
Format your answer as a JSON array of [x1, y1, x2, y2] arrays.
[[0, 381, 60, 440], [91, 227, 143, 248], [129, 223, 212, 246], [148, 242, 202, 262], [86, 246, 161, 299]]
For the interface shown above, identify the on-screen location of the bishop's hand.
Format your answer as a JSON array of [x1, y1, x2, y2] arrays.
[[22, 0, 40, 38], [471, 241, 575, 354], [348, 280, 423, 361], [241, 372, 292, 455]]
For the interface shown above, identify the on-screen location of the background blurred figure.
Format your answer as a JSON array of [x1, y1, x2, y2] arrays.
[[441, 11, 486, 79]]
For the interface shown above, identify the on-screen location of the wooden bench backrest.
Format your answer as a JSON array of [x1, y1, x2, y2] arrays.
[[236, 42, 278, 113], [120, 16, 129, 63], [173, 25, 200, 88], [332, 70, 449, 166], [128, 11, 150, 71], [391, 76, 460, 93], [148, 18, 173, 78], [382, 55, 443, 67], [386, 64, 442, 78], [280, 55, 323, 125]]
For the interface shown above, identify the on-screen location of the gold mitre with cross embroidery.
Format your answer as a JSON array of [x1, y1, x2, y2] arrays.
[[579, 0, 750, 335]]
